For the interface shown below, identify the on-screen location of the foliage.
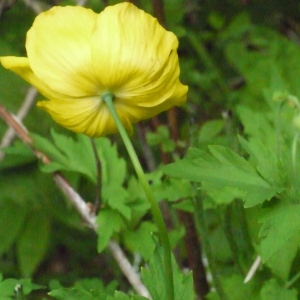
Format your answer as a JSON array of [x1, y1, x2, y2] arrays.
[[1, 0, 300, 299]]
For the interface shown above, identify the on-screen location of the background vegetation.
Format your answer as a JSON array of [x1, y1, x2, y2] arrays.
[[1, 0, 300, 299]]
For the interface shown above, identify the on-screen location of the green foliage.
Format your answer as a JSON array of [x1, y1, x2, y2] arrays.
[[49, 278, 147, 300], [163, 145, 280, 207], [146, 126, 175, 153], [141, 246, 194, 300], [259, 203, 300, 280], [0, 274, 44, 298], [123, 221, 157, 260], [3, 0, 300, 300], [96, 209, 125, 253]]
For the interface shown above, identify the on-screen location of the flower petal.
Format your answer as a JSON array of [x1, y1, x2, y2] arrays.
[[37, 98, 135, 137], [26, 6, 100, 97], [0, 56, 66, 99], [91, 2, 187, 107]]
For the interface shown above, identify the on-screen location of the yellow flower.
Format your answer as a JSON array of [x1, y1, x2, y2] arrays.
[[0, 3, 188, 137]]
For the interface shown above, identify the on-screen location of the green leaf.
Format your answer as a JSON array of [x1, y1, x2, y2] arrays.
[[96, 209, 124, 253], [224, 19, 300, 102], [0, 198, 27, 255], [0, 276, 44, 297], [150, 171, 193, 203], [109, 291, 129, 300], [260, 279, 297, 300], [236, 106, 276, 145], [17, 210, 50, 277], [259, 203, 300, 280], [169, 226, 185, 249], [73, 278, 110, 297], [49, 288, 101, 300], [32, 130, 129, 214], [103, 185, 130, 220], [126, 176, 150, 226], [31, 130, 96, 182], [107, 291, 148, 300], [238, 136, 284, 187], [123, 221, 157, 260], [141, 246, 194, 300], [163, 146, 279, 207], [0, 141, 35, 170], [198, 119, 224, 143], [146, 126, 175, 153], [221, 274, 259, 300]]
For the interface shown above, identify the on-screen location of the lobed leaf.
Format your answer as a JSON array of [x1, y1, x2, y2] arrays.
[[163, 145, 280, 207]]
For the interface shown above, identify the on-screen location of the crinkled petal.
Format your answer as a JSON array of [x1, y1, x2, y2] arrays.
[[91, 2, 187, 107], [26, 6, 100, 97], [37, 92, 187, 137], [0, 56, 67, 99], [37, 98, 135, 137]]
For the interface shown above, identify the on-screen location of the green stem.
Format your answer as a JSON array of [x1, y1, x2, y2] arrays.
[[292, 132, 300, 191], [194, 193, 228, 300], [102, 93, 174, 300], [91, 138, 102, 210], [286, 270, 300, 289]]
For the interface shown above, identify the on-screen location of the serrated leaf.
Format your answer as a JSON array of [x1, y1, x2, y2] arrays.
[[238, 136, 284, 187], [123, 221, 157, 260], [17, 210, 50, 277], [141, 246, 194, 300], [141, 247, 165, 300], [236, 106, 276, 145], [150, 171, 193, 203], [103, 185, 130, 220], [163, 146, 279, 207], [96, 210, 124, 253], [260, 279, 297, 300], [31, 130, 96, 182], [32, 130, 128, 212], [96, 138, 126, 188], [259, 203, 300, 280], [126, 176, 150, 226]]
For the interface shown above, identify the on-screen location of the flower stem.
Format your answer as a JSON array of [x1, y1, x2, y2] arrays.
[[102, 93, 174, 300]]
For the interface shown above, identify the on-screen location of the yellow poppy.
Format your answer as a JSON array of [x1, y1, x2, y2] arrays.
[[0, 3, 188, 137]]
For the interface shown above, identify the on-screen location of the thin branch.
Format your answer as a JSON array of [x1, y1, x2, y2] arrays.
[[53, 174, 97, 230], [108, 240, 151, 298], [90, 138, 102, 211], [244, 256, 261, 284], [0, 87, 37, 161], [0, 103, 150, 298], [22, 0, 48, 14], [76, 0, 88, 7]]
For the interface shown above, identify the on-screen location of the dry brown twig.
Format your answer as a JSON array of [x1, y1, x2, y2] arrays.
[[0, 103, 150, 298], [0, 87, 38, 161]]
